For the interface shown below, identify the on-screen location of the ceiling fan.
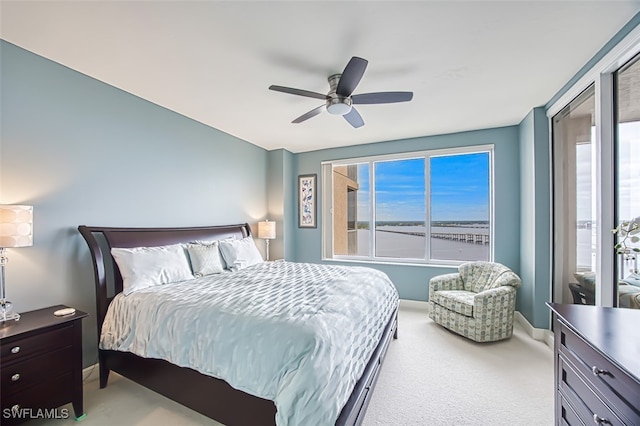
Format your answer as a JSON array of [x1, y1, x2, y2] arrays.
[[269, 56, 413, 128]]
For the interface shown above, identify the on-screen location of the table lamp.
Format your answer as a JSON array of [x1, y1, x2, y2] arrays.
[[258, 220, 276, 261], [0, 205, 33, 322]]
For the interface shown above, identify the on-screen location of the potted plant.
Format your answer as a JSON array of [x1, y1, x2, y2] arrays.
[[613, 218, 640, 276]]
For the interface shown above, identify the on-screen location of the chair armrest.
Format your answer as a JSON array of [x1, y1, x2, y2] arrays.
[[493, 270, 522, 288], [429, 273, 464, 299], [473, 286, 516, 310]]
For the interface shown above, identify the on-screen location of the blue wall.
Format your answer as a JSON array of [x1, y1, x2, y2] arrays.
[[518, 107, 551, 329], [0, 41, 269, 365], [291, 126, 521, 301]]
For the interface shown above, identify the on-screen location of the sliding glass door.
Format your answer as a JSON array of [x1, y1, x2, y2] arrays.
[[552, 86, 597, 305], [615, 53, 640, 309]]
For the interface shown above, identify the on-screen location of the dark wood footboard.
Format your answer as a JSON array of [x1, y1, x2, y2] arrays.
[[102, 350, 277, 425]]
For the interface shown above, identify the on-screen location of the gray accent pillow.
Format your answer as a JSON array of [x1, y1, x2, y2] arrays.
[[187, 241, 225, 277]]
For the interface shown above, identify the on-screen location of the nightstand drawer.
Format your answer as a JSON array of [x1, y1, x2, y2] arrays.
[[559, 322, 640, 424], [1, 325, 73, 365], [1, 346, 73, 396], [559, 354, 624, 426], [1, 373, 73, 425]]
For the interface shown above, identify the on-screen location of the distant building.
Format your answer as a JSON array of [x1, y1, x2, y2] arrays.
[[333, 165, 359, 255]]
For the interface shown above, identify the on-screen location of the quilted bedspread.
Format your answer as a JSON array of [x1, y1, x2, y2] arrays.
[[100, 261, 399, 425]]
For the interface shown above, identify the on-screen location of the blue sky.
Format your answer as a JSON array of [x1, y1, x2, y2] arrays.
[[356, 153, 489, 222]]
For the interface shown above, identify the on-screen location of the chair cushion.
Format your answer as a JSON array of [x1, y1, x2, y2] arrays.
[[431, 290, 475, 317]]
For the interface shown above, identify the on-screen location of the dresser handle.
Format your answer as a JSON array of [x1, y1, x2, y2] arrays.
[[591, 366, 609, 376], [593, 414, 611, 425], [11, 346, 20, 354], [11, 373, 20, 381]]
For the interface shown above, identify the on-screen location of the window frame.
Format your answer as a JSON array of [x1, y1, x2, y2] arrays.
[[321, 144, 495, 266]]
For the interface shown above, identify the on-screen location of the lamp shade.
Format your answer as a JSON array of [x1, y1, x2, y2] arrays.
[[258, 220, 276, 240], [0, 205, 33, 247]]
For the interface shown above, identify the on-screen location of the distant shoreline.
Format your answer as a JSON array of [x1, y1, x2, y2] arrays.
[[358, 221, 489, 230], [353, 228, 490, 261]]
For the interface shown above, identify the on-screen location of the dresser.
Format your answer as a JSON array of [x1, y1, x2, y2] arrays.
[[548, 303, 640, 425], [0, 305, 88, 425]]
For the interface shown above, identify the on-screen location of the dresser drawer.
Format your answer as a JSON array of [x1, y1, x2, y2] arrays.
[[1, 325, 74, 365], [1, 346, 73, 396], [559, 322, 640, 424], [0, 373, 74, 425], [559, 354, 624, 426], [558, 392, 585, 426]]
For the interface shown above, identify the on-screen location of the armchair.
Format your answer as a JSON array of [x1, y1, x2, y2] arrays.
[[428, 261, 521, 342]]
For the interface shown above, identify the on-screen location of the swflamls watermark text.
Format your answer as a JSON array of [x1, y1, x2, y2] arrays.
[[3, 407, 70, 420]]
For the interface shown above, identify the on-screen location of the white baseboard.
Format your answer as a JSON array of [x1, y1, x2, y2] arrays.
[[515, 311, 554, 347]]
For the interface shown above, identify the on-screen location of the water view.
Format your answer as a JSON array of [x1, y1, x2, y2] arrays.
[[354, 221, 490, 261]]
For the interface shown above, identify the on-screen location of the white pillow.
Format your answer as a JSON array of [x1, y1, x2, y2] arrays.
[[111, 244, 194, 295], [218, 236, 264, 271], [186, 241, 225, 277]]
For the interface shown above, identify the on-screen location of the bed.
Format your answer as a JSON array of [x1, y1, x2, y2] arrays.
[[78, 223, 399, 426]]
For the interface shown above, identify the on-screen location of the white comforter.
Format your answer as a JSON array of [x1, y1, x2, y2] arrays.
[[100, 261, 399, 425]]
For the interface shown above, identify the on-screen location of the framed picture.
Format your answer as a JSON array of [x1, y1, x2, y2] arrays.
[[298, 174, 317, 228]]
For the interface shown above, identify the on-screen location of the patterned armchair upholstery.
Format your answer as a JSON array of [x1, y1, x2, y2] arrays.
[[428, 261, 521, 342]]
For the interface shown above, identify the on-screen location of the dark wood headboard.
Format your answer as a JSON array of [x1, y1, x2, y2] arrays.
[[78, 223, 251, 334]]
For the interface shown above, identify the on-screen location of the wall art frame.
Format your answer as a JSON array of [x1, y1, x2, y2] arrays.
[[298, 174, 317, 228]]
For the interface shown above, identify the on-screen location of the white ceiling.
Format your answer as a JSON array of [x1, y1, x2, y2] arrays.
[[1, 1, 639, 153]]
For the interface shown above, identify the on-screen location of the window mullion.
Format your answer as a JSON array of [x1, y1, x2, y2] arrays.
[[425, 156, 430, 261], [370, 160, 376, 260]]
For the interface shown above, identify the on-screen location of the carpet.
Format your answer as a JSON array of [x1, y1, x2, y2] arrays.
[[362, 302, 554, 426]]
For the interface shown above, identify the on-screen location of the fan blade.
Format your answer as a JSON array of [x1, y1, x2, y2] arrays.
[[336, 57, 368, 97], [269, 85, 328, 100], [352, 91, 414, 104], [343, 107, 364, 128], [292, 105, 325, 123]]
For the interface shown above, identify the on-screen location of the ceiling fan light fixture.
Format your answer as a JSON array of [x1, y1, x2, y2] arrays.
[[269, 56, 413, 127], [326, 97, 352, 115]]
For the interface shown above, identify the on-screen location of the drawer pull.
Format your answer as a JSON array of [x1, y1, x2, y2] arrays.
[[593, 414, 611, 425], [591, 366, 609, 376], [11, 346, 20, 354], [11, 373, 20, 381]]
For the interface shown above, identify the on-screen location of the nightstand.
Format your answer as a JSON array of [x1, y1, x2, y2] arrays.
[[0, 305, 88, 425]]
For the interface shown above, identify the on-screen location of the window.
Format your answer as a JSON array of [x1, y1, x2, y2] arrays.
[[322, 146, 493, 264]]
